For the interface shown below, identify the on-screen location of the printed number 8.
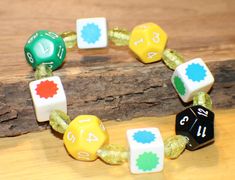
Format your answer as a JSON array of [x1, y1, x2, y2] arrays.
[[26, 52, 34, 64]]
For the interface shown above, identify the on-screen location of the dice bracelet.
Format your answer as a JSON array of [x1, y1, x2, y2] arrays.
[[24, 18, 215, 174]]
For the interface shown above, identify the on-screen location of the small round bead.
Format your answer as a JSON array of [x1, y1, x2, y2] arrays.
[[164, 135, 188, 159], [193, 92, 213, 110], [49, 110, 71, 134], [60, 31, 77, 49], [108, 27, 130, 46], [34, 63, 53, 80], [162, 49, 184, 70], [97, 144, 129, 165]]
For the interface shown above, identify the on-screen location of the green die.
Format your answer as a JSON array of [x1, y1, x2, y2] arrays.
[[24, 30, 66, 71]]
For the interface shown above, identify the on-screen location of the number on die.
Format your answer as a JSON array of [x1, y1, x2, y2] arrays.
[[175, 105, 214, 150], [63, 115, 109, 161]]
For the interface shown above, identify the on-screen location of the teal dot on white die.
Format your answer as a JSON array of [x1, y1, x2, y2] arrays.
[[81, 23, 101, 44], [136, 152, 159, 171], [186, 63, 207, 82], [133, 130, 156, 144]]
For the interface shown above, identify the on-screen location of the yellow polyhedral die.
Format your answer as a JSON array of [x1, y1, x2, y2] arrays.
[[129, 23, 168, 63], [63, 115, 109, 161]]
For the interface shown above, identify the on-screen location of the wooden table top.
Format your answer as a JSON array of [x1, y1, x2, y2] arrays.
[[0, 0, 235, 83], [0, 109, 234, 180]]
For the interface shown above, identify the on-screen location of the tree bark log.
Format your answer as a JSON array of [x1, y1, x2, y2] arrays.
[[0, 59, 234, 137]]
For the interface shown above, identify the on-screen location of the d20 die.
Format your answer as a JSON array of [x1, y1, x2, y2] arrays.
[[175, 105, 214, 150], [63, 115, 109, 161], [29, 76, 67, 122], [171, 58, 214, 102], [126, 128, 164, 174], [129, 23, 168, 63], [76, 17, 108, 49], [24, 30, 66, 71]]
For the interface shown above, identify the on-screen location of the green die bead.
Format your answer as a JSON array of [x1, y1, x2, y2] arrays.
[[24, 30, 66, 71]]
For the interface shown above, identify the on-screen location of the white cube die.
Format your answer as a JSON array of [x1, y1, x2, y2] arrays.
[[76, 17, 108, 49], [126, 128, 164, 174], [171, 58, 215, 103], [29, 76, 67, 122]]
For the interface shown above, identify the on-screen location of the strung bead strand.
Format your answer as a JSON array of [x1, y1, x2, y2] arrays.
[[24, 17, 215, 174]]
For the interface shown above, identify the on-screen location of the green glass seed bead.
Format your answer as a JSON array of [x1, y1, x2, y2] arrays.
[[97, 144, 129, 165], [108, 27, 130, 46], [162, 49, 185, 70], [49, 110, 71, 134], [193, 92, 213, 110], [60, 31, 77, 49], [164, 135, 188, 159], [24, 30, 66, 71], [34, 63, 53, 80]]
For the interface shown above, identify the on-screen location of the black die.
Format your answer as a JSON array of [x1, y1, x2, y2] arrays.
[[175, 105, 214, 150]]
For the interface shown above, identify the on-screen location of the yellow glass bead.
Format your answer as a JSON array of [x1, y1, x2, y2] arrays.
[[193, 92, 213, 110], [162, 49, 184, 70], [129, 23, 168, 63], [60, 31, 77, 49], [164, 135, 188, 159], [108, 27, 130, 46], [63, 115, 109, 161], [97, 144, 129, 165]]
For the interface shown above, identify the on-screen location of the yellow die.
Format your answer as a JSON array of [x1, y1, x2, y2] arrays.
[[129, 23, 168, 63], [63, 115, 109, 161]]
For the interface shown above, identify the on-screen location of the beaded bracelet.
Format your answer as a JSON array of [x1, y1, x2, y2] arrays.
[[24, 17, 215, 174]]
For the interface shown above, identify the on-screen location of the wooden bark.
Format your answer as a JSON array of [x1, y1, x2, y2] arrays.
[[0, 0, 235, 136], [0, 60, 234, 137]]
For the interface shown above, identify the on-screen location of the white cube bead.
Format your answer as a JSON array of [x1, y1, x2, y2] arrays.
[[171, 58, 214, 103], [29, 76, 67, 122], [76, 17, 108, 49], [126, 128, 164, 174]]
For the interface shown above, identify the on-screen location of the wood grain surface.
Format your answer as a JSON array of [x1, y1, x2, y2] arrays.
[[1, 0, 235, 82], [0, 109, 234, 180], [0, 0, 235, 136]]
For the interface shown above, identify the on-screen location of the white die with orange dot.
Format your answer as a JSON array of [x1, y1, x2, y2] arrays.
[[29, 76, 67, 122], [171, 58, 214, 103], [126, 128, 164, 174]]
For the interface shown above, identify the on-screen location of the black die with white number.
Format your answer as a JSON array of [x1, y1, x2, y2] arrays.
[[175, 105, 214, 150]]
